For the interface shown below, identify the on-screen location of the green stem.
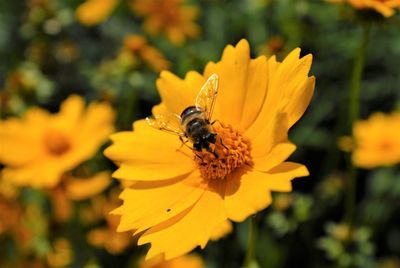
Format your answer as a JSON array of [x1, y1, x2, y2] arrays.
[[244, 217, 257, 267], [345, 24, 371, 231], [348, 24, 371, 130], [345, 163, 357, 230]]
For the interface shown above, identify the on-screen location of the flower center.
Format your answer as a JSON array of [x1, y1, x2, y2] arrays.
[[379, 140, 393, 151], [195, 123, 252, 180], [44, 130, 71, 156]]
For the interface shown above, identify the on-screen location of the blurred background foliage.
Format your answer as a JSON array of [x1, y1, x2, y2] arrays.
[[0, 0, 400, 267]]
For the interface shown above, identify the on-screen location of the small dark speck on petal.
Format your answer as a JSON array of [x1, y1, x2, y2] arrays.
[[167, 209, 171, 212]]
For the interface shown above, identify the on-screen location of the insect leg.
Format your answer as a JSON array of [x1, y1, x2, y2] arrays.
[[210, 119, 224, 127], [194, 153, 207, 165], [206, 146, 219, 159], [178, 136, 192, 150], [219, 136, 229, 150]]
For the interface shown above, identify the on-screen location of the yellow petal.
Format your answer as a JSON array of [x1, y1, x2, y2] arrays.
[[245, 49, 314, 138], [248, 112, 289, 158], [204, 39, 268, 131], [68, 100, 115, 165], [105, 121, 194, 181], [252, 142, 296, 172], [268, 50, 313, 120], [73, 99, 114, 145], [210, 220, 233, 241], [156, 71, 204, 116], [76, 0, 119, 26], [112, 162, 194, 181], [237, 56, 269, 131], [138, 185, 226, 260], [272, 50, 314, 129], [281, 75, 315, 128], [140, 254, 204, 268], [0, 118, 44, 166], [49, 99, 114, 175], [268, 161, 309, 178], [57, 95, 85, 131], [131, 182, 205, 235], [369, 1, 395, 17], [114, 173, 203, 233], [2, 159, 62, 188], [64, 172, 112, 200], [167, 27, 186, 45], [24, 107, 52, 129], [224, 162, 309, 222], [224, 167, 273, 222], [50, 187, 73, 222]]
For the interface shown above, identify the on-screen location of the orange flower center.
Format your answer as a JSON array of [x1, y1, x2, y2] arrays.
[[195, 123, 252, 180], [44, 130, 71, 156], [379, 140, 393, 151]]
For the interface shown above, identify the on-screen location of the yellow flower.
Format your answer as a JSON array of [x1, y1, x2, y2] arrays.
[[47, 238, 73, 268], [76, 0, 119, 26], [352, 112, 400, 168], [51, 172, 112, 222], [64, 171, 112, 200], [0, 95, 115, 188], [329, 0, 400, 17], [86, 188, 132, 254], [0, 193, 25, 241], [87, 226, 132, 254], [130, 0, 200, 45], [140, 254, 204, 268], [0, 178, 32, 248], [122, 35, 171, 72], [258, 36, 285, 58], [105, 39, 315, 259]]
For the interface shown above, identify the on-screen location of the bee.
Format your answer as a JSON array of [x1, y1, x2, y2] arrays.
[[146, 73, 219, 153]]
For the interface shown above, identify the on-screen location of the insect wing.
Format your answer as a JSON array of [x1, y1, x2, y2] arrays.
[[146, 113, 185, 137], [195, 73, 219, 122]]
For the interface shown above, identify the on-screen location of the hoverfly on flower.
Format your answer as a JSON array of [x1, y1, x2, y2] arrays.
[[146, 74, 219, 153], [105, 40, 315, 260]]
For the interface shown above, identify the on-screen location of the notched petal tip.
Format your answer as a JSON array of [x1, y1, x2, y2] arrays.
[[288, 48, 314, 69]]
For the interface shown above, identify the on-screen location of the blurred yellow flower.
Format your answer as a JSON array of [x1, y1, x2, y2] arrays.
[[64, 171, 112, 200], [47, 238, 73, 268], [122, 35, 171, 72], [258, 36, 285, 58], [76, 0, 119, 26], [329, 0, 400, 17], [0, 95, 115, 188], [105, 39, 315, 259], [337, 135, 354, 152], [352, 112, 400, 168], [87, 189, 132, 254], [51, 172, 112, 222], [273, 193, 293, 212], [0, 193, 29, 244], [140, 254, 204, 268], [130, 0, 200, 45]]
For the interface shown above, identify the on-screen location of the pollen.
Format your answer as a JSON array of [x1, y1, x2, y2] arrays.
[[195, 123, 252, 180]]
